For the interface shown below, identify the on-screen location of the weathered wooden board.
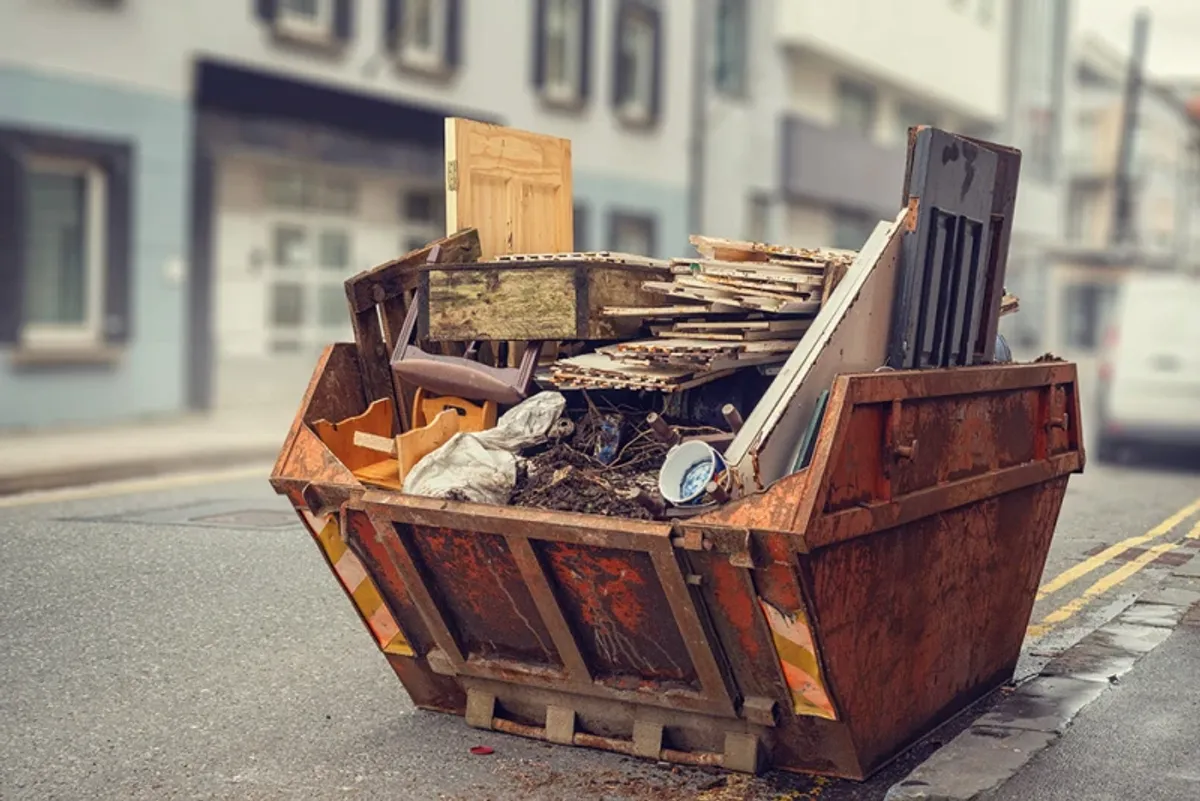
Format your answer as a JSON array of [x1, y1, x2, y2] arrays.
[[690, 234, 857, 268], [423, 265, 577, 340], [421, 260, 669, 341], [601, 305, 714, 318], [671, 259, 827, 283], [657, 328, 807, 342], [674, 319, 809, 333]]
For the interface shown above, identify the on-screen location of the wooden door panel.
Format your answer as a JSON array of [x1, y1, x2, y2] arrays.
[[445, 118, 573, 258]]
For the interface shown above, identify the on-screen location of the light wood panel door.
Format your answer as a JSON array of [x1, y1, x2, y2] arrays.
[[444, 118, 573, 257]]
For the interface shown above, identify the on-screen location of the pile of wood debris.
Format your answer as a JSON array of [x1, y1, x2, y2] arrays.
[[547, 236, 857, 392]]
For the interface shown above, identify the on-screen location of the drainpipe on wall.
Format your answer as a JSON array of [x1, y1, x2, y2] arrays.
[[687, 0, 710, 244], [1111, 9, 1151, 248]]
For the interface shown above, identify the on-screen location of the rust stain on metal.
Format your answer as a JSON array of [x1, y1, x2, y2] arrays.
[[539, 542, 697, 685], [406, 525, 562, 667]]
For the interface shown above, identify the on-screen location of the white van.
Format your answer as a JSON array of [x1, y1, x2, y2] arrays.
[[1096, 272, 1200, 462]]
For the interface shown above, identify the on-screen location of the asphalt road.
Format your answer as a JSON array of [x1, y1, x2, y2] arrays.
[[1, 453, 1199, 801]]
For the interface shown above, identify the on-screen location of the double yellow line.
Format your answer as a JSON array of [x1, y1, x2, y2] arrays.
[[1027, 497, 1200, 640]]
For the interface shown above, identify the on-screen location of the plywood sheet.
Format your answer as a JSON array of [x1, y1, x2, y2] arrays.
[[724, 209, 908, 492]]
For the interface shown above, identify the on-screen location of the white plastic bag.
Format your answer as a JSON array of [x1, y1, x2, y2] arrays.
[[402, 392, 567, 504]]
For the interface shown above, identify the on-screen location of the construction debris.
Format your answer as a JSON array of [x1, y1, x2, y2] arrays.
[[315, 120, 1026, 518], [543, 238, 856, 394], [511, 403, 724, 520]]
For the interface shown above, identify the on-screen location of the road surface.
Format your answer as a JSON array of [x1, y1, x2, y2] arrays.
[[1, 454, 1198, 800]]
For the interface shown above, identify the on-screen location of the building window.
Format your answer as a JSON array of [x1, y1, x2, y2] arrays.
[[386, 0, 459, 73], [258, 0, 352, 47], [264, 168, 358, 215], [896, 102, 937, 141], [832, 209, 875, 251], [401, 188, 443, 226], [608, 211, 657, 256], [21, 159, 107, 349], [535, 0, 589, 106], [318, 229, 351, 270], [1063, 284, 1117, 351], [573, 203, 589, 251], [1026, 107, 1056, 182], [836, 79, 877, 138], [714, 0, 747, 97], [277, 0, 333, 38], [0, 129, 132, 354], [745, 193, 770, 243], [613, 1, 662, 127]]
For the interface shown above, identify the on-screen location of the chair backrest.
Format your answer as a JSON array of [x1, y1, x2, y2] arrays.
[[390, 247, 543, 406]]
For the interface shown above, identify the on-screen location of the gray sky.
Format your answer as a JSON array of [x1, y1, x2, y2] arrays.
[[1080, 0, 1200, 78]]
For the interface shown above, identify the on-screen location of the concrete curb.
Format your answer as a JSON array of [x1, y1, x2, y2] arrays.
[[884, 575, 1200, 801], [0, 447, 281, 497]]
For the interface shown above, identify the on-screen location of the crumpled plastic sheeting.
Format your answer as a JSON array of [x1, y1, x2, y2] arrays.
[[402, 392, 567, 505]]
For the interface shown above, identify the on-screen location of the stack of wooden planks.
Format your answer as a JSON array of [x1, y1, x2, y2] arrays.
[[639, 235, 857, 315], [545, 235, 858, 392]]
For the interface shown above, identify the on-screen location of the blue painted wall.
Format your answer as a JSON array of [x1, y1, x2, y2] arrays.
[[0, 65, 190, 430], [574, 171, 689, 259]]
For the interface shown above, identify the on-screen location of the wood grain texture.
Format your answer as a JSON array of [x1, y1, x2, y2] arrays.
[[311, 397, 396, 472], [426, 265, 577, 340], [397, 408, 461, 482], [445, 118, 573, 258]]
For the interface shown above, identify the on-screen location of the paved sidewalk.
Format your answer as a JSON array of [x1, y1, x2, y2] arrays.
[[988, 602, 1200, 801], [0, 408, 294, 495]]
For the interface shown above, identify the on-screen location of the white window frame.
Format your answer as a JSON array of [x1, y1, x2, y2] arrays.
[[616, 7, 656, 124], [275, 0, 336, 44], [22, 155, 107, 350], [541, 0, 585, 104], [398, 0, 449, 72]]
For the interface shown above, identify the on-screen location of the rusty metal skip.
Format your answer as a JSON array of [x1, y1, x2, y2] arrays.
[[271, 344, 1083, 780]]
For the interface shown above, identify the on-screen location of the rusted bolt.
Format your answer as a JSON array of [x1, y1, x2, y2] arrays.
[[893, 440, 917, 460], [1046, 415, 1069, 431]]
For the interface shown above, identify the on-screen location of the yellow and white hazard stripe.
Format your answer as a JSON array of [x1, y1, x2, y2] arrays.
[[758, 598, 837, 721], [303, 510, 414, 657]]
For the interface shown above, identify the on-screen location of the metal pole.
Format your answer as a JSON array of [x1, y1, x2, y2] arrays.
[[1112, 9, 1151, 247], [687, 0, 709, 241]]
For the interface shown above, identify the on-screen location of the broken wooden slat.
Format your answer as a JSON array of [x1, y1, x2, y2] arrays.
[[496, 251, 670, 270], [344, 228, 483, 431], [311, 397, 395, 472], [353, 430, 399, 457], [600, 304, 713, 318]]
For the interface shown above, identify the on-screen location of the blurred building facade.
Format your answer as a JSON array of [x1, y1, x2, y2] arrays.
[[998, 0, 1073, 353], [0, 0, 696, 428], [698, 0, 1012, 252], [1042, 31, 1200, 358]]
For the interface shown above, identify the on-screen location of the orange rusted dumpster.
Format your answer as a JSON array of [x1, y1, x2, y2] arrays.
[[271, 344, 1083, 779]]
